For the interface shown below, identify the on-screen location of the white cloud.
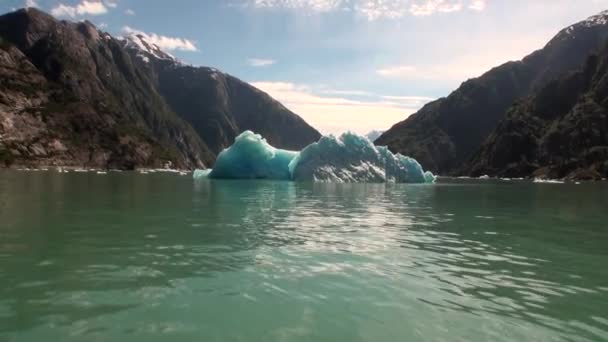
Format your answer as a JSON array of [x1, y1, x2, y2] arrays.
[[246, 0, 486, 20], [376, 48, 520, 85], [247, 58, 276, 67], [409, 0, 463, 16], [320, 89, 373, 96], [98, 22, 108, 29], [24, 0, 38, 8], [51, 1, 108, 17], [381, 95, 435, 107], [469, 0, 485, 11], [355, 0, 409, 20], [251, 81, 433, 134], [377, 65, 417, 77], [104, 1, 117, 8], [122, 26, 198, 52], [252, 0, 341, 12], [124, 8, 135, 15], [377, 62, 491, 81]]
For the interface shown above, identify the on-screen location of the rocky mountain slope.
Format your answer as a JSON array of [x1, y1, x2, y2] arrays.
[[465, 46, 608, 180], [376, 10, 608, 175], [121, 33, 320, 155], [0, 8, 320, 169]]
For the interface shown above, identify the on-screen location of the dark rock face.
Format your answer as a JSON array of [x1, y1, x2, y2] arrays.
[[0, 9, 212, 169], [150, 63, 320, 155], [0, 8, 320, 169], [465, 49, 608, 181], [376, 11, 608, 175]]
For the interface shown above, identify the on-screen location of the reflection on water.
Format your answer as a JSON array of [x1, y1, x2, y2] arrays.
[[0, 171, 607, 341]]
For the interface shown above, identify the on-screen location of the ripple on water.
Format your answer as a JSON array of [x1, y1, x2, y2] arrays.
[[0, 175, 607, 341]]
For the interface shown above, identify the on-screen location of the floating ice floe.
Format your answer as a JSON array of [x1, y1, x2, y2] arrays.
[[533, 178, 565, 184], [193, 169, 212, 178], [194, 131, 435, 183]]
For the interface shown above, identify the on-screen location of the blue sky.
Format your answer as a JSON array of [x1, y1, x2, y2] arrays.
[[2, 0, 608, 134]]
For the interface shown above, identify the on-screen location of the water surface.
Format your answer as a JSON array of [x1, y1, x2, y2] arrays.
[[0, 171, 607, 341]]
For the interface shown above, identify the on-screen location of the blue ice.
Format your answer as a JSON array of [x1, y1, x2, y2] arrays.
[[194, 131, 435, 183]]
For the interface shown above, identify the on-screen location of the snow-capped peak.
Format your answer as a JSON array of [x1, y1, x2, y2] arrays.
[[582, 10, 608, 27], [553, 10, 608, 43], [121, 33, 179, 64]]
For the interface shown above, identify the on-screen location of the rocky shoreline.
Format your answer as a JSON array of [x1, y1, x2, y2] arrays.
[[1, 165, 193, 174]]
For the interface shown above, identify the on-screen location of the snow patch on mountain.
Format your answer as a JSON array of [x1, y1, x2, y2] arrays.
[[582, 10, 608, 27], [121, 33, 181, 65], [552, 10, 608, 43]]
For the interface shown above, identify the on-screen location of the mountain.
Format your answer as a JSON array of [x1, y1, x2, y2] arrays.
[[0, 9, 212, 169], [365, 130, 384, 142], [376, 10, 608, 175], [0, 8, 320, 169], [120, 33, 320, 155], [465, 46, 608, 180]]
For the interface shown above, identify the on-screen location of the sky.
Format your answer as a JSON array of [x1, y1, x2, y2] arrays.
[[2, 0, 608, 135]]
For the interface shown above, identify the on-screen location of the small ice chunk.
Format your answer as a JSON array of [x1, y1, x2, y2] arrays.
[[193, 169, 212, 179], [533, 178, 564, 184]]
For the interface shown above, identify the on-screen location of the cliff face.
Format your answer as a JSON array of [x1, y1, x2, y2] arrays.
[[465, 49, 608, 181], [376, 11, 608, 175], [0, 8, 213, 169], [150, 62, 321, 155], [0, 8, 320, 169]]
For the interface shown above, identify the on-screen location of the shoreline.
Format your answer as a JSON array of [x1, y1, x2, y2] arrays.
[[0, 166, 193, 175], [2, 168, 606, 183], [444, 175, 607, 183]]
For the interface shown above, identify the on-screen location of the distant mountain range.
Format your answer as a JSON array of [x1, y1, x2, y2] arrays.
[[2, 8, 607, 179], [0, 8, 320, 169], [377, 10, 608, 180]]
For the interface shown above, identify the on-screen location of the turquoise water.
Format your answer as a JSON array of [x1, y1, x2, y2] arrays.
[[0, 171, 607, 341]]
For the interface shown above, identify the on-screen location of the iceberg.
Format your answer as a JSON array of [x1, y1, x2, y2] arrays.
[[194, 131, 435, 183], [205, 131, 298, 180]]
